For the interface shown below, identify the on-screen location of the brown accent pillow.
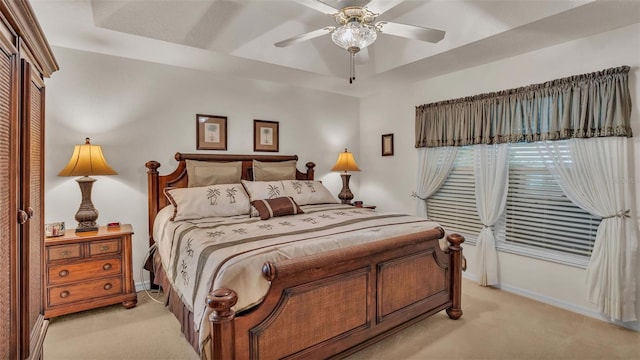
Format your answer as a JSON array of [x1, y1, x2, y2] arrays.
[[251, 197, 304, 220]]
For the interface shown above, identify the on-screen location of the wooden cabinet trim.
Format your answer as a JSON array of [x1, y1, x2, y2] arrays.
[[0, 0, 59, 76], [0, 1, 57, 357]]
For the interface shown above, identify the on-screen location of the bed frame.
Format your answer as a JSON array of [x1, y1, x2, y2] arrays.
[[146, 153, 464, 360]]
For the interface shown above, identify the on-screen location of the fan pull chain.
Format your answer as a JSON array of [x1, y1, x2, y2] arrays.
[[349, 52, 355, 84]]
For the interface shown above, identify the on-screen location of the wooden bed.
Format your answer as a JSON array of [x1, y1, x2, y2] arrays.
[[146, 152, 464, 360]]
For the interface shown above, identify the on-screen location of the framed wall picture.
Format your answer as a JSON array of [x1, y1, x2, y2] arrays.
[[382, 133, 394, 156], [253, 120, 279, 152], [197, 114, 227, 150]]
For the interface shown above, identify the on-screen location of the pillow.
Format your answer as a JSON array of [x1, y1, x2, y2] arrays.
[[251, 197, 304, 220], [164, 184, 250, 221], [186, 160, 242, 187], [282, 180, 339, 205], [241, 180, 285, 202], [252, 160, 297, 181]]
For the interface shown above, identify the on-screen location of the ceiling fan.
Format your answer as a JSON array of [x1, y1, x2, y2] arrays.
[[275, 0, 445, 83]]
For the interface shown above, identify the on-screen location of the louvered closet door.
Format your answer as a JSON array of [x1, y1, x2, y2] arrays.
[[0, 22, 19, 360], [20, 60, 47, 360]]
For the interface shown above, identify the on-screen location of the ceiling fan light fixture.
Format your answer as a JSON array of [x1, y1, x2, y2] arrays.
[[331, 20, 377, 52]]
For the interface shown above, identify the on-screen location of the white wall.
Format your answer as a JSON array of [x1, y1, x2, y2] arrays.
[[358, 23, 640, 329], [44, 22, 640, 329], [44, 47, 360, 288]]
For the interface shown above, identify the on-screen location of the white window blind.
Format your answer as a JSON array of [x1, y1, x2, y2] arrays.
[[426, 147, 483, 237], [506, 142, 600, 258], [424, 142, 601, 266]]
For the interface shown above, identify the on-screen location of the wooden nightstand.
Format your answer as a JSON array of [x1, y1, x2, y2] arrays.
[[44, 224, 137, 318]]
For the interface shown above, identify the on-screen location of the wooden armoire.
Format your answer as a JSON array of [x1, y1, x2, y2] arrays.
[[0, 0, 58, 359]]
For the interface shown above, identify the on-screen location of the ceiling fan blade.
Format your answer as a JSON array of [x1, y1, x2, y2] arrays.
[[274, 27, 335, 47], [293, 0, 338, 14], [376, 21, 445, 43], [365, 0, 404, 15]]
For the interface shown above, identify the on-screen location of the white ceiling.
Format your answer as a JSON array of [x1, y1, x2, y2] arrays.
[[31, 0, 640, 98]]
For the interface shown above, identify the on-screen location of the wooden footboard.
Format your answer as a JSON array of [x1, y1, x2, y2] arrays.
[[207, 228, 464, 360]]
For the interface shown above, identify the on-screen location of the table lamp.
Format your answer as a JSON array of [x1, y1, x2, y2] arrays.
[[58, 138, 117, 232], [331, 148, 361, 204]]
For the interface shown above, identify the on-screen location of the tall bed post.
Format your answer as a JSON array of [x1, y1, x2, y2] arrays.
[[446, 233, 465, 320], [145, 160, 161, 248], [207, 289, 238, 360]]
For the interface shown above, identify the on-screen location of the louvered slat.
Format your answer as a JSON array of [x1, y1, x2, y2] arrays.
[[423, 143, 599, 261], [426, 147, 483, 236], [506, 142, 599, 257]]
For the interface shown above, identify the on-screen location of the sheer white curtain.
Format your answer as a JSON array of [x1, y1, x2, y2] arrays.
[[474, 144, 509, 286], [414, 147, 458, 217], [538, 137, 638, 322]]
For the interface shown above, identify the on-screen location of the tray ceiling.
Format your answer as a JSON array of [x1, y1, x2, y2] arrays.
[[31, 0, 640, 97]]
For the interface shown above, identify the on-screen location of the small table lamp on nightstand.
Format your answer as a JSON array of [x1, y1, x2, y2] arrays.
[[331, 148, 361, 204], [58, 138, 117, 233]]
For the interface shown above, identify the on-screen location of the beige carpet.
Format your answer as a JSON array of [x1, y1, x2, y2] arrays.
[[44, 279, 640, 360]]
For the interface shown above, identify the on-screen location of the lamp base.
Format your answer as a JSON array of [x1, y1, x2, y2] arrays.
[[74, 176, 99, 233], [338, 173, 354, 204], [75, 222, 98, 233]]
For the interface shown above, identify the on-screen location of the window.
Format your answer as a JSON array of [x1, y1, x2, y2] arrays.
[[426, 142, 601, 267], [505, 142, 600, 266], [426, 147, 483, 238]]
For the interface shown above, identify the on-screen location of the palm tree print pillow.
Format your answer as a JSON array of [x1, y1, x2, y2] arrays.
[[281, 180, 339, 205], [164, 184, 251, 221], [241, 180, 285, 202]]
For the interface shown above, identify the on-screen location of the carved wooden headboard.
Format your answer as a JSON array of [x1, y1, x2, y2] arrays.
[[145, 152, 316, 246]]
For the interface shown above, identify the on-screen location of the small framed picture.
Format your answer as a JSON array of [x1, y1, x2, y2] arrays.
[[382, 133, 394, 156], [44, 222, 65, 237], [197, 114, 227, 150], [253, 120, 279, 152]]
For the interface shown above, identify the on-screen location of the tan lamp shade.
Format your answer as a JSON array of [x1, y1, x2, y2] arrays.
[[331, 149, 361, 172], [58, 138, 118, 177], [58, 138, 116, 233], [331, 148, 360, 204]]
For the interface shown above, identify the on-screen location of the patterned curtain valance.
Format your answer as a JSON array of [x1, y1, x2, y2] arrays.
[[415, 66, 632, 148]]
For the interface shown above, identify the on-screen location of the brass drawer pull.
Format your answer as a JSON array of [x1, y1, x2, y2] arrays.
[[99, 245, 110, 252], [60, 291, 70, 298], [58, 270, 69, 277], [102, 263, 112, 271], [60, 250, 71, 257], [103, 283, 112, 291]]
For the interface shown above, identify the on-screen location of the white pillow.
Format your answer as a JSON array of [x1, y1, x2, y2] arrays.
[[164, 184, 250, 221], [282, 180, 338, 205], [241, 180, 285, 202]]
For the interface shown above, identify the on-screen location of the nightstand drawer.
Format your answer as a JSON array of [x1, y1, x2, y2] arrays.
[[89, 239, 120, 257], [47, 257, 122, 285], [48, 276, 123, 307], [47, 243, 82, 262]]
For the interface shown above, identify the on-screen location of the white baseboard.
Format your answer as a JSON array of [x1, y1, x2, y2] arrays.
[[135, 280, 152, 293], [462, 273, 639, 332]]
